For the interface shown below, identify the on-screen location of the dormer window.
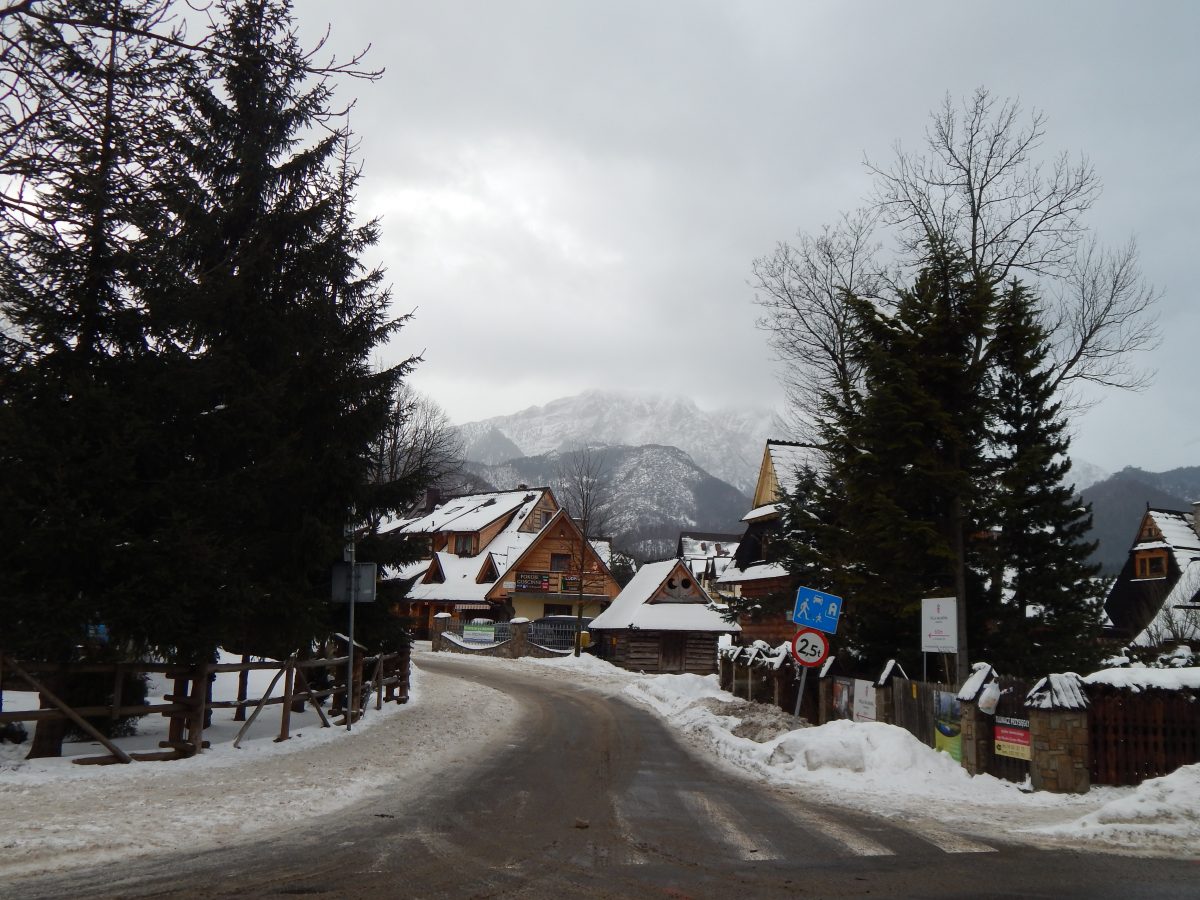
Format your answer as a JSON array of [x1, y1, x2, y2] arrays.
[[454, 534, 474, 557], [1135, 551, 1167, 579]]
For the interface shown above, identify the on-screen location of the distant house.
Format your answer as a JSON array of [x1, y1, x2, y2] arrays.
[[714, 440, 812, 643], [383, 487, 621, 637], [589, 558, 739, 674], [675, 530, 740, 590], [1105, 503, 1200, 648]]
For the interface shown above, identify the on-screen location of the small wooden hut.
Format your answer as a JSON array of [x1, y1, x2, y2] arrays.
[[589, 559, 739, 674]]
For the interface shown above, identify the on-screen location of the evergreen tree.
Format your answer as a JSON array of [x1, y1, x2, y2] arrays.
[[974, 281, 1104, 674], [791, 247, 993, 673], [129, 0, 417, 660], [0, 0, 191, 660]]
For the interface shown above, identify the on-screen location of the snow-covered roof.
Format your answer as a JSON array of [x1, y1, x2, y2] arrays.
[[768, 442, 815, 497], [742, 503, 784, 523], [678, 534, 738, 558], [1084, 666, 1200, 693], [1131, 559, 1200, 647], [715, 561, 789, 585], [1026, 673, 1088, 710], [590, 560, 738, 633], [387, 489, 543, 536]]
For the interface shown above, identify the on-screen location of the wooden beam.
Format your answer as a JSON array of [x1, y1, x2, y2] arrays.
[[1, 655, 132, 764]]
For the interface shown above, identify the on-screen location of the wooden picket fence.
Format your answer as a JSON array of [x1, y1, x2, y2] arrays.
[[0, 641, 410, 766], [1089, 684, 1200, 786]]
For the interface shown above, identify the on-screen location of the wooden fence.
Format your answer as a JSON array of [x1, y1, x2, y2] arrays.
[[0, 641, 410, 766], [1089, 684, 1200, 786]]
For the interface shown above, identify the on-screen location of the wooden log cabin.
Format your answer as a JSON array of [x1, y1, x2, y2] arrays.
[[589, 559, 739, 675]]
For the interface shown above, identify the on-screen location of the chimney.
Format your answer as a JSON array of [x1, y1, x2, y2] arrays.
[[422, 487, 442, 513], [517, 483, 528, 490]]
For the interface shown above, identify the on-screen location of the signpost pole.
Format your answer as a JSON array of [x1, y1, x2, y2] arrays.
[[346, 524, 356, 733], [793, 668, 808, 719]]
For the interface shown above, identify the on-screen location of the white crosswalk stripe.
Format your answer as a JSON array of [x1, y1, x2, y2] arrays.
[[778, 806, 896, 857], [909, 825, 996, 854], [680, 791, 781, 861]]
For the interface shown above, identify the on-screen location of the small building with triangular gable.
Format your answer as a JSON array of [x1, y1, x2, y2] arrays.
[[590, 558, 739, 674]]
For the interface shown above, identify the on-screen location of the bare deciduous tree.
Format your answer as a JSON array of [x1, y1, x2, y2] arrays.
[[756, 87, 1161, 436], [554, 445, 614, 655]]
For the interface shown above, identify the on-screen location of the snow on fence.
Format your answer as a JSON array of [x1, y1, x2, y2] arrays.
[[0, 641, 410, 766]]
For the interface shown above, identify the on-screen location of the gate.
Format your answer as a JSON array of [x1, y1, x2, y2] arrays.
[[1089, 685, 1200, 786], [987, 676, 1032, 784]]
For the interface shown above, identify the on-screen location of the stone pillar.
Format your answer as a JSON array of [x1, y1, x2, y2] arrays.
[[430, 613, 451, 652], [1029, 708, 1090, 793], [959, 700, 994, 776], [506, 620, 530, 659]]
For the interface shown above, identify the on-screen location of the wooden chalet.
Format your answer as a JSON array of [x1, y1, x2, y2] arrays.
[[1105, 503, 1200, 647], [714, 440, 811, 643], [383, 488, 620, 637], [589, 558, 739, 674]]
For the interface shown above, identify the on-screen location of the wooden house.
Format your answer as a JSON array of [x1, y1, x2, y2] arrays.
[[589, 559, 739, 674], [1105, 503, 1200, 648], [714, 440, 811, 643], [676, 530, 740, 590], [383, 488, 620, 636]]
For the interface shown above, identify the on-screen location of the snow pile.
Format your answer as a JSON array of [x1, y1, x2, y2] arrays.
[[624, 673, 1028, 807], [1040, 765, 1200, 845], [518, 652, 638, 678]]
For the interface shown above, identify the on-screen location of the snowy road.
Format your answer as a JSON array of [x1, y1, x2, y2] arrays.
[[4, 652, 1198, 899]]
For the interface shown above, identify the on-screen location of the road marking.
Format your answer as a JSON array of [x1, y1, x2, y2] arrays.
[[612, 801, 649, 865], [681, 791, 780, 861], [909, 825, 996, 854], [780, 807, 895, 857]]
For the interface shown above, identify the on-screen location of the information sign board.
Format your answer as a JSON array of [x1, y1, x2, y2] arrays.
[[790, 628, 829, 668], [792, 587, 843, 634], [331, 562, 377, 603], [515, 571, 551, 592], [463, 622, 496, 644], [921, 597, 958, 653], [994, 716, 1032, 760]]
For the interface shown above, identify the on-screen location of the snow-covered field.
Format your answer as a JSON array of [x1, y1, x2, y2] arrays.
[[2, 646, 1197, 882]]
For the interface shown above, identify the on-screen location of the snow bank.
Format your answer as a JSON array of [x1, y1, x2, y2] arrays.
[[1039, 764, 1200, 847], [1085, 666, 1200, 692]]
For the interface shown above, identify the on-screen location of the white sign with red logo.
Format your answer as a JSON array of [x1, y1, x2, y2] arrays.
[[790, 628, 829, 668], [921, 597, 958, 653]]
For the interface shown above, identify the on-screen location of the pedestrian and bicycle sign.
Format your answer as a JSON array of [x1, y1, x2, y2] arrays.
[[790, 628, 829, 668], [792, 586, 842, 634]]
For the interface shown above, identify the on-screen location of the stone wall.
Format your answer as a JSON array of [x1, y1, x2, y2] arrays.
[[430, 619, 572, 661]]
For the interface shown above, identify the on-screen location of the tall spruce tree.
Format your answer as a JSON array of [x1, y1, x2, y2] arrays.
[[795, 247, 993, 674], [975, 281, 1104, 675], [131, 0, 415, 660], [0, 0, 191, 661]]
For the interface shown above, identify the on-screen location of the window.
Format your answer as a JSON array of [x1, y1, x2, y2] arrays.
[[1135, 552, 1167, 579], [454, 534, 474, 557], [542, 510, 555, 528], [543, 603, 572, 617], [550, 553, 571, 572]]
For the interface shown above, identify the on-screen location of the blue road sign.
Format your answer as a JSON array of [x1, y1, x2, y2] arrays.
[[792, 586, 843, 634]]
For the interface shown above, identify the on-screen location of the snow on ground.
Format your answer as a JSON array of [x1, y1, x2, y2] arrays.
[[0, 646, 519, 880], [2, 646, 1197, 876]]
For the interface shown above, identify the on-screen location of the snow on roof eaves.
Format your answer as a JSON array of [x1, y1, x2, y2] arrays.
[[590, 560, 738, 633], [742, 503, 783, 522], [715, 561, 789, 585], [1148, 509, 1200, 552]]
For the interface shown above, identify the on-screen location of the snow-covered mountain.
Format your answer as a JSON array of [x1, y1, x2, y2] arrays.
[[457, 390, 775, 494], [464, 445, 749, 561], [1067, 458, 1111, 492]]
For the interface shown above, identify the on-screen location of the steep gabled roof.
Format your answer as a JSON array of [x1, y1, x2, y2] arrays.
[[484, 509, 618, 602], [590, 559, 737, 633], [386, 489, 546, 536], [751, 440, 816, 510]]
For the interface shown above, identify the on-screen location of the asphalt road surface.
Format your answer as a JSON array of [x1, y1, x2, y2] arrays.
[[11, 655, 1199, 899]]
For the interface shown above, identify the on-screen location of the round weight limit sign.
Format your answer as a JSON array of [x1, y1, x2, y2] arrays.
[[790, 628, 829, 668]]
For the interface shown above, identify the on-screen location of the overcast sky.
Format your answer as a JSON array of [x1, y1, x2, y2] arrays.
[[293, 1, 1198, 475]]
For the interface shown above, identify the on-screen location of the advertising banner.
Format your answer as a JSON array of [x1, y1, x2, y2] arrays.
[[934, 690, 962, 761], [994, 716, 1032, 760], [515, 571, 551, 592], [463, 622, 496, 643]]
